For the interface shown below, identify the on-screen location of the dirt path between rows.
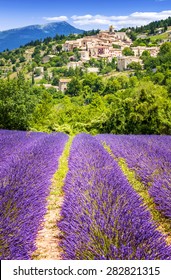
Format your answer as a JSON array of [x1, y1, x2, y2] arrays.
[[32, 193, 63, 260], [32, 137, 73, 260]]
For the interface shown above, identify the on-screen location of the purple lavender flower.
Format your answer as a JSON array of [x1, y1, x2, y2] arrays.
[[58, 134, 171, 260], [0, 130, 68, 260], [96, 134, 171, 219]]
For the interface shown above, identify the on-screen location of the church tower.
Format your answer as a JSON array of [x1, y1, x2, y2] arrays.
[[109, 25, 114, 33]]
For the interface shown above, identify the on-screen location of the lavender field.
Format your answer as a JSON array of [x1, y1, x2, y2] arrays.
[[0, 130, 171, 260]]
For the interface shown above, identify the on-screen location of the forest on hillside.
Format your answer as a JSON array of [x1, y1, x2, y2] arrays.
[[121, 16, 171, 42], [0, 42, 171, 135]]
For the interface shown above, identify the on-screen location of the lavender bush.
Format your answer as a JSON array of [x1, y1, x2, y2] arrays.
[[58, 134, 171, 260], [0, 130, 68, 260], [96, 135, 171, 219]]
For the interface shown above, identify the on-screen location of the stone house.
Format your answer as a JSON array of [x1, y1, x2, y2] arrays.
[[117, 56, 142, 71], [63, 39, 82, 51], [109, 47, 122, 57], [67, 61, 83, 69], [132, 46, 159, 57], [87, 67, 99, 73], [89, 45, 110, 58], [59, 78, 71, 92], [79, 50, 90, 61]]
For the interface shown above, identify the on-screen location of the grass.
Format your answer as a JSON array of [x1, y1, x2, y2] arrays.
[[101, 70, 132, 80], [149, 32, 169, 43], [49, 135, 74, 201]]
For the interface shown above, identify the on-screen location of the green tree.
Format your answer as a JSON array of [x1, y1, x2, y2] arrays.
[[129, 76, 138, 87], [29, 91, 54, 132], [104, 77, 121, 94], [82, 73, 104, 93], [56, 44, 62, 52], [0, 74, 38, 130], [122, 47, 134, 56], [124, 81, 171, 134], [159, 42, 171, 56], [32, 73, 35, 85], [52, 76, 59, 86], [0, 59, 5, 66], [129, 31, 137, 41], [65, 77, 82, 96], [12, 66, 17, 72], [140, 50, 150, 58], [104, 81, 171, 134], [143, 56, 159, 70], [127, 62, 142, 71], [19, 56, 26, 63], [34, 68, 41, 76], [152, 72, 164, 85], [10, 57, 17, 64]]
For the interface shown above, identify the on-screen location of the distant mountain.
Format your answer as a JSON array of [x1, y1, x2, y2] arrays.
[[0, 21, 84, 52]]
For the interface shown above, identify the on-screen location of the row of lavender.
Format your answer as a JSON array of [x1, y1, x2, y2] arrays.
[[0, 130, 68, 260], [58, 134, 171, 259], [96, 135, 171, 220], [0, 130, 46, 170]]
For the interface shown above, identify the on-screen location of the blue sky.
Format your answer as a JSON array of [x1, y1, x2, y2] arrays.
[[0, 0, 171, 31]]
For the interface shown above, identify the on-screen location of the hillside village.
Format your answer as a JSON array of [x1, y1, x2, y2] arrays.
[[0, 24, 170, 92], [0, 17, 171, 135], [41, 26, 160, 91], [63, 26, 159, 70]]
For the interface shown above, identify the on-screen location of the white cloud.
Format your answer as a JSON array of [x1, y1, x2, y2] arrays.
[[71, 10, 171, 29], [43, 16, 68, 21]]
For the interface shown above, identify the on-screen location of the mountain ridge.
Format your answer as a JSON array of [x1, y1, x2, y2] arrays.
[[0, 21, 85, 52]]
